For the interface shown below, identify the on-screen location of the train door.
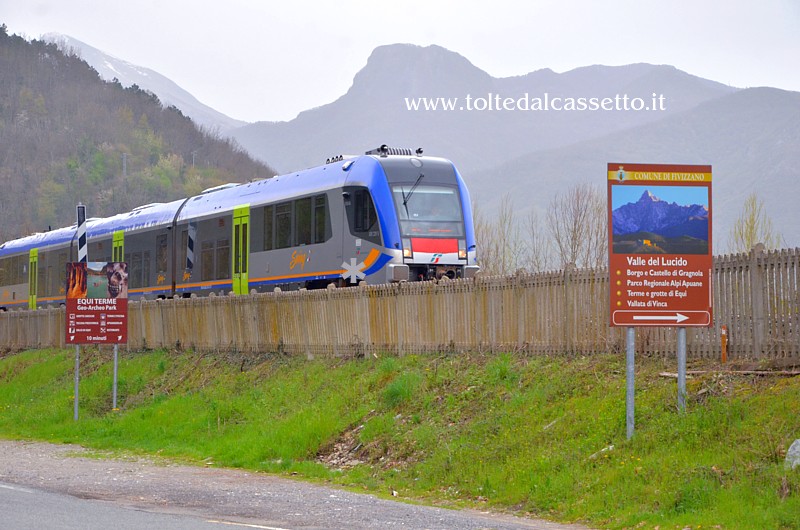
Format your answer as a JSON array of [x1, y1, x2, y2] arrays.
[[232, 205, 250, 295], [342, 187, 380, 284], [28, 249, 38, 309], [339, 190, 350, 282], [112, 230, 125, 262]]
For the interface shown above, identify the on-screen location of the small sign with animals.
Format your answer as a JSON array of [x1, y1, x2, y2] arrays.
[[65, 262, 128, 344]]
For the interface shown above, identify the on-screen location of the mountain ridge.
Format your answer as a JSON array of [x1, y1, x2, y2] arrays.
[[44, 33, 247, 133], [230, 43, 738, 174]]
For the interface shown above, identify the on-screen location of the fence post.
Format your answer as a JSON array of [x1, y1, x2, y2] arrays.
[[750, 243, 766, 358], [563, 263, 576, 354]]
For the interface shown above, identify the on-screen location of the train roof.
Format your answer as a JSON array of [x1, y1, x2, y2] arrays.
[[176, 154, 457, 221], [0, 199, 187, 257], [87, 198, 188, 238], [178, 157, 358, 222], [0, 225, 76, 257]]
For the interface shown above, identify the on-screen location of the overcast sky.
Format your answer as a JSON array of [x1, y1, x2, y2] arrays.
[[3, 0, 799, 123]]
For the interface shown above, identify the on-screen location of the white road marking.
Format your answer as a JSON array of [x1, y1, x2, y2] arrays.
[[0, 483, 34, 493], [206, 520, 291, 530]]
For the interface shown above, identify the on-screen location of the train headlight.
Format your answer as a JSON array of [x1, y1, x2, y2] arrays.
[[402, 239, 412, 258], [458, 249, 467, 259]]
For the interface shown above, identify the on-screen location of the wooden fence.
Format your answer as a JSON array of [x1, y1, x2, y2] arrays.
[[1, 247, 798, 359]]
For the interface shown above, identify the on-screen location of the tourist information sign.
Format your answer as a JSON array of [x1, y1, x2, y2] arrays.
[[608, 163, 712, 327], [65, 262, 128, 344]]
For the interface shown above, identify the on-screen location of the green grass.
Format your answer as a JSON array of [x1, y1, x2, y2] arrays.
[[0, 348, 798, 529]]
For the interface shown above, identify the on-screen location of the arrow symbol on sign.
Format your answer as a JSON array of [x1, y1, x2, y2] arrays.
[[632, 313, 689, 323], [70, 335, 75, 341], [118, 335, 122, 341]]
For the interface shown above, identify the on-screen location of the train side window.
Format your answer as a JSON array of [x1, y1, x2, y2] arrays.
[[57, 252, 67, 292], [216, 238, 230, 280], [143, 251, 151, 287], [130, 252, 142, 288], [47, 265, 55, 296], [38, 265, 47, 297], [10, 256, 22, 284], [346, 188, 381, 245], [201, 241, 214, 281], [179, 230, 188, 272], [275, 202, 292, 249], [295, 197, 312, 246], [234, 223, 241, 275], [355, 189, 377, 233], [240, 226, 248, 274], [264, 205, 274, 251], [156, 234, 168, 273], [314, 195, 331, 243]]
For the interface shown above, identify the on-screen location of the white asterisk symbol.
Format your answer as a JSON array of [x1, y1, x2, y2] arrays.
[[341, 258, 366, 284]]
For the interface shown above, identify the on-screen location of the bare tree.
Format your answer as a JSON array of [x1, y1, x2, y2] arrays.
[[521, 208, 552, 272], [546, 183, 607, 269], [584, 187, 608, 269], [473, 194, 523, 276], [471, 201, 494, 274], [728, 192, 783, 253]]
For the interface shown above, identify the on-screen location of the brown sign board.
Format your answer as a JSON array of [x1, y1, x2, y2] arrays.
[[608, 163, 712, 327], [65, 262, 128, 344]]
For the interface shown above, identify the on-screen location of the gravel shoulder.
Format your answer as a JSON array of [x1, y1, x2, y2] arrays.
[[0, 440, 589, 530]]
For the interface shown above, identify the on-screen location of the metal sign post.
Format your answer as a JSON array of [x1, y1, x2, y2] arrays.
[[626, 327, 635, 439], [74, 345, 80, 421], [112, 344, 119, 410], [73, 204, 87, 421], [677, 327, 687, 412]]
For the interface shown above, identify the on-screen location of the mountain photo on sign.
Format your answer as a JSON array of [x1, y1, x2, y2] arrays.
[[611, 185, 709, 255]]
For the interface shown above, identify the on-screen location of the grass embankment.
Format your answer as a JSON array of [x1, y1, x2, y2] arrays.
[[0, 348, 798, 529]]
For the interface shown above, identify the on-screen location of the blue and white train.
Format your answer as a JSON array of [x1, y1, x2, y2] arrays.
[[0, 146, 479, 309]]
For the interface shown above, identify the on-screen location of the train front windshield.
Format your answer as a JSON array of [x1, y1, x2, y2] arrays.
[[391, 185, 465, 237]]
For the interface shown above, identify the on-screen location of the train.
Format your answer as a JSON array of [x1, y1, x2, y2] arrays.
[[0, 146, 479, 310]]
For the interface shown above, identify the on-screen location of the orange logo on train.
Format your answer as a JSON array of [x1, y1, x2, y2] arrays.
[[290, 250, 307, 271]]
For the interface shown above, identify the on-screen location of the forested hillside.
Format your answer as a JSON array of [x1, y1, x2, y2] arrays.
[[0, 25, 274, 242]]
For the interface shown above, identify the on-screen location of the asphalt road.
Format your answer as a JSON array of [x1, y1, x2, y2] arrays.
[[0, 440, 589, 530], [0, 482, 232, 530]]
